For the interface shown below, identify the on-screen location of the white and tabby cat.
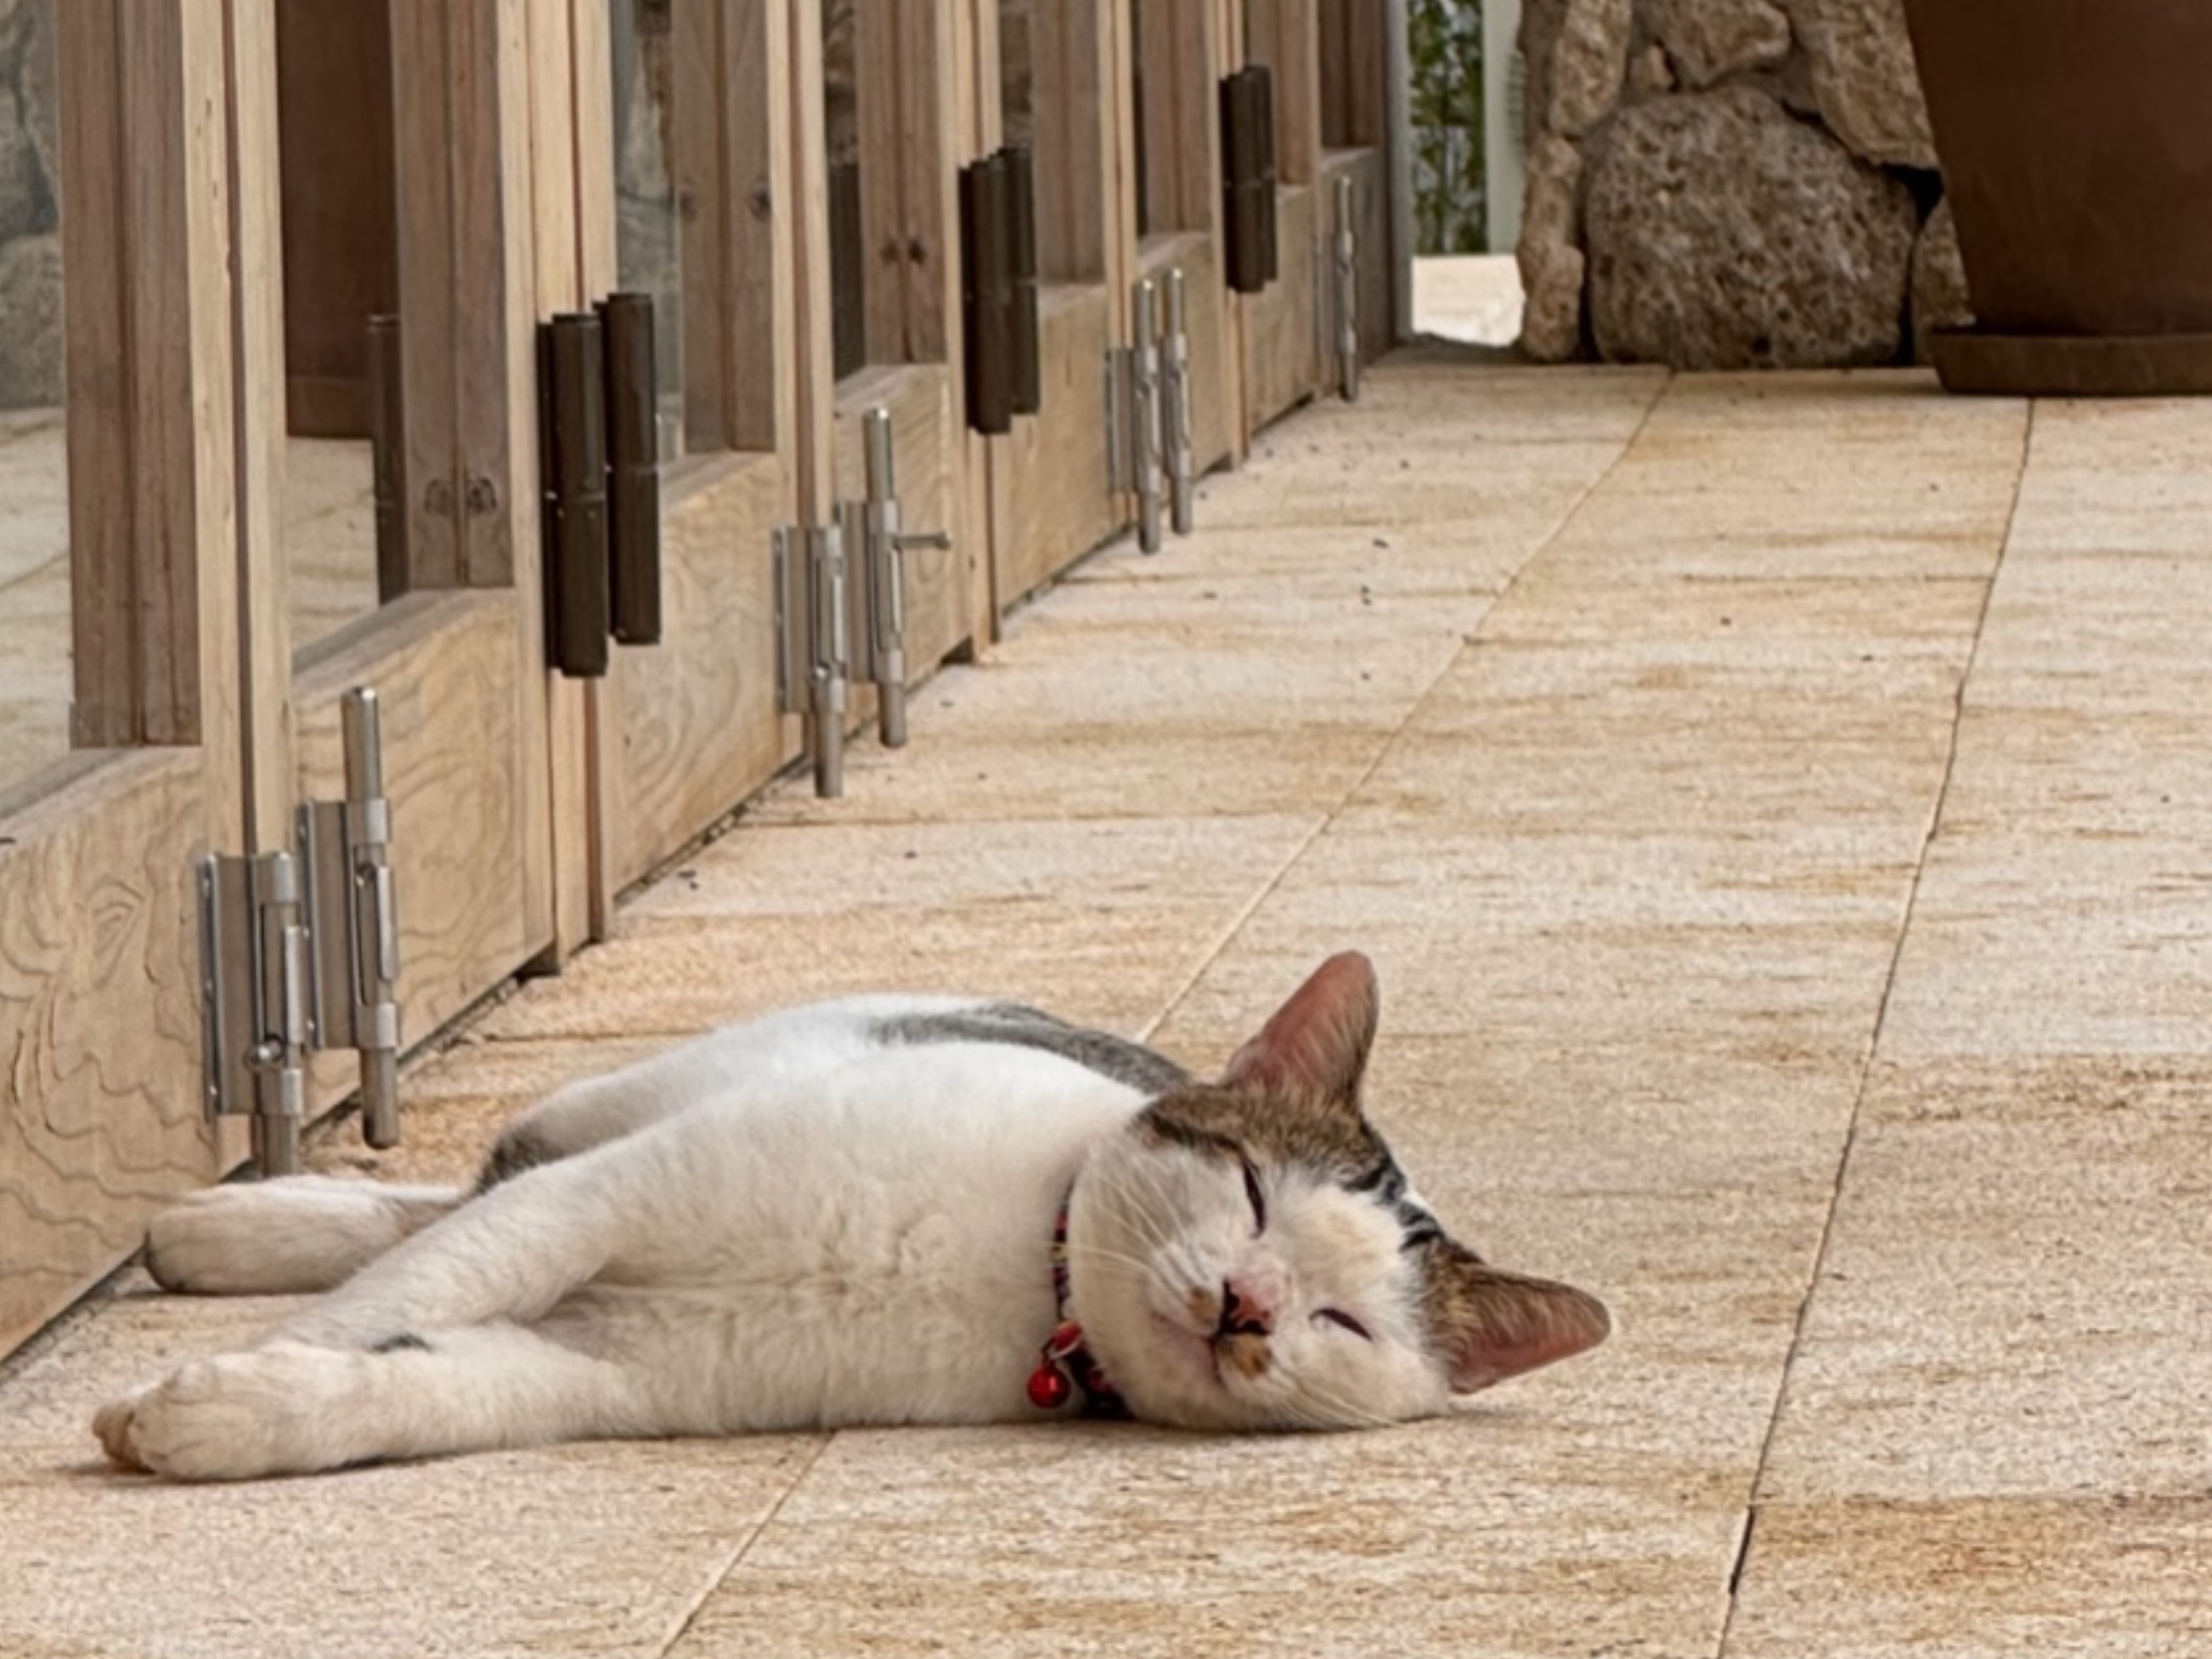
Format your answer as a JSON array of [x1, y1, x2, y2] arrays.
[[94, 953, 1609, 1481]]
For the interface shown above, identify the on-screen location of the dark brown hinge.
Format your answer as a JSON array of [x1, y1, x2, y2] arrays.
[[537, 294, 665, 676], [599, 292, 663, 645], [1220, 66, 1279, 295], [539, 310, 611, 677], [961, 151, 1014, 435], [961, 146, 1042, 433]]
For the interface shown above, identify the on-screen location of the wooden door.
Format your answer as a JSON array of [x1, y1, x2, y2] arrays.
[[548, 1, 805, 896], [814, 0, 979, 695], [977, 0, 1128, 609], [1130, 0, 1238, 481], [1236, 0, 1328, 432], [1316, 0, 1397, 384], [242, 0, 571, 1115], [0, 3, 253, 1357]]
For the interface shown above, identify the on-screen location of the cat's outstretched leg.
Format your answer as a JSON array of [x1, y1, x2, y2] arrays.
[[94, 1323, 647, 1480], [264, 1145, 654, 1352], [145, 1177, 465, 1295]]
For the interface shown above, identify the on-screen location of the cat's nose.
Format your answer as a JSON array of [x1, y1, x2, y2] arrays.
[[1217, 1278, 1274, 1338]]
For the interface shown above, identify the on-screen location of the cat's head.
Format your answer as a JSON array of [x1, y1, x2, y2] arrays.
[[1066, 952, 1609, 1432]]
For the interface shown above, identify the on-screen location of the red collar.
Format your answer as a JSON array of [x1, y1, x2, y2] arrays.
[[1026, 1199, 1128, 1418]]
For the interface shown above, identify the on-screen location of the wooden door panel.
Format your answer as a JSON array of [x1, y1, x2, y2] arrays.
[[1243, 183, 1321, 428], [832, 364, 974, 683], [1000, 285, 1119, 606], [291, 591, 540, 1113], [1322, 146, 1392, 367], [0, 758, 228, 1357], [605, 455, 797, 891]]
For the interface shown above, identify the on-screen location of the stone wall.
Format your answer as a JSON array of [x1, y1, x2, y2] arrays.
[[1516, 0, 1971, 367], [0, 0, 60, 410]]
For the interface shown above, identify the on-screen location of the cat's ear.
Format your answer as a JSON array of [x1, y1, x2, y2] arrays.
[[1220, 952, 1380, 1111], [1423, 1244, 1611, 1392]]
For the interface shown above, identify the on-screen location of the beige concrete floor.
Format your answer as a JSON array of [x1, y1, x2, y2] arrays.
[[5, 350, 2210, 1657]]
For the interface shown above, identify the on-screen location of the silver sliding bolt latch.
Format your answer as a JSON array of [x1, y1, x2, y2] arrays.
[[298, 687, 403, 1150], [840, 407, 951, 752], [1335, 175, 1361, 403], [775, 523, 850, 797], [202, 684, 404, 1177]]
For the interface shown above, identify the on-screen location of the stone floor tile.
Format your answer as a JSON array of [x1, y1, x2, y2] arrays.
[[1724, 1498, 2212, 1659], [1754, 1064, 2212, 1505], [674, 1421, 1743, 1659]]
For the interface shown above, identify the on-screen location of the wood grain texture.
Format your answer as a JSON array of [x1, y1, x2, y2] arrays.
[[998, 284, 1120, 606], [605, 454, 797, 892], [388, 0, 461, 587], [1028, 0, 1107, 283], [0, 757, 227, 1359], [1243, 0, 1320, 186], [1242, 181, 1321, 432], [787, 0, 835, 526], [228, 0, 299, 854], [61, 0, 210, 751], [854, 0, 950, 367], [1136, 0, 1212, 232], [1318, 0, 1384, 147]]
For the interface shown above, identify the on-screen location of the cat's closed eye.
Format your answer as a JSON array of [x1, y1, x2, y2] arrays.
[[1314, 1308, 1371, 1340], [1237, 1154, 1267, 1234]]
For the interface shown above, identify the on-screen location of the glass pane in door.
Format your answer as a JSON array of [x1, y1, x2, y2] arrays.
[[1000, 0, 1032, 151], [275, 0, 403, 656], [608, 0, 777, 459], [823, 0, 865, 380], [0, 0, 72, 794]]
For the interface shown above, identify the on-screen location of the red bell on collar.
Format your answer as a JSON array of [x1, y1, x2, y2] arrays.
[[1027, 1356, 1074, 1410]]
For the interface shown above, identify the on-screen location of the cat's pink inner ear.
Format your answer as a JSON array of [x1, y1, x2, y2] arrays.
[[1431, 1261, 1612, 1393], [1220, 951, 1381, 1108]]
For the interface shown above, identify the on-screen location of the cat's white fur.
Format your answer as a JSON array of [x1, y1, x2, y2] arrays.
[[97, 965, 1606, 1481]]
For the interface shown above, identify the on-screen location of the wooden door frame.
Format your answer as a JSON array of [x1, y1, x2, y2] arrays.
[[1, 0, 251, 1359], [239, 0, 567, 1119], [972, 0, 1133, 612], [1233, 0, 1326, 436], [563, 0, 808, 900], [809, 0, 981, 703]]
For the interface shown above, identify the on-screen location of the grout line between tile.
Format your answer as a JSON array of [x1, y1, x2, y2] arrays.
[[1139, 372, 1677, 1041], [1710, 399, 2037, 1657], [653, 1434, 836, 1658]]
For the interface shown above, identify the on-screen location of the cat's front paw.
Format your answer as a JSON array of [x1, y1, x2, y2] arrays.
[[95, 1344, 363, 1481], [92, 1387, 154, 1472], [144, 1180, 352, 1295]]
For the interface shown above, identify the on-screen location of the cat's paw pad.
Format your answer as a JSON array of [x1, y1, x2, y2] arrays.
[[103, 1344, 360, 1481]]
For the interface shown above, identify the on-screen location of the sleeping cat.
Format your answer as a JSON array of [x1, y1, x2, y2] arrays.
[[94, 952, 1609, 1481]]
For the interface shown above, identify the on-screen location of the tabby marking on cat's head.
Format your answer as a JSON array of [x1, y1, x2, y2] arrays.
[[1066, 952, 1610, 1432]]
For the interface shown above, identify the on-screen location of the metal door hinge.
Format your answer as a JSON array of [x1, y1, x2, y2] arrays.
[[960, 146, 1042, 435], [1220, 66, 1279, 295], [1108, 275, 1195, 551], [1334, 174, 1362, 402], [775, 522, 851, 797], [202, 686, 403, 1176], [1160, 270, 1197, 534], [837, 407, 951, 754], [538, 295, 664, 677]]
